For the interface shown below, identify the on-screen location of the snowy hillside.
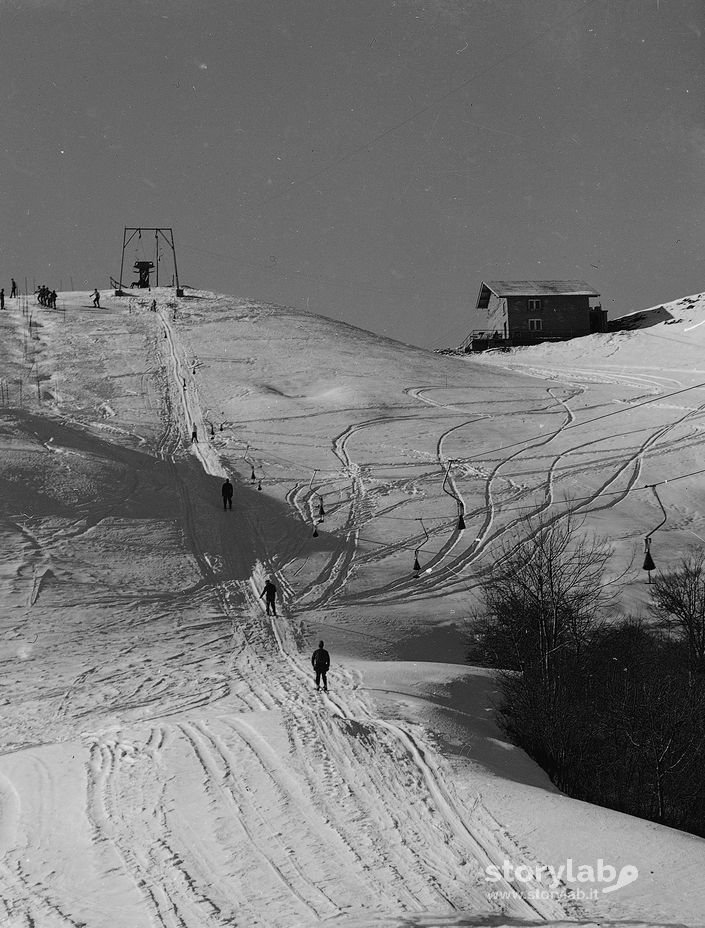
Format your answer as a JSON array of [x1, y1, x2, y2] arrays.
[[0, 287, 703, 927], [470, 291, 705, 617]]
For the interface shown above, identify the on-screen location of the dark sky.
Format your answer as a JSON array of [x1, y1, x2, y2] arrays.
[[2, 0, 703, 348]]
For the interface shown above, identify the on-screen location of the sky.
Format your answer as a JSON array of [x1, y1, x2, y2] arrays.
[[1, 0, 704, 348]]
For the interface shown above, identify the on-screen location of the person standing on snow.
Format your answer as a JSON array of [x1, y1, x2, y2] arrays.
[[311, 641, 330, 692], [222, 478, 233, 510], [10, 279, 16, 298], [260, 578, 278, 616], [92, 288, 100, 307], [191, 425, 198, 444]]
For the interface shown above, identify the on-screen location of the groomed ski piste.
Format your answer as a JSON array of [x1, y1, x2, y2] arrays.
[[0, 287, 704, 927]]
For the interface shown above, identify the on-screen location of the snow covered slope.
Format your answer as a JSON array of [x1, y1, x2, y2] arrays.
[[471, 291, 705, 617], [0, 287, 703, 927]]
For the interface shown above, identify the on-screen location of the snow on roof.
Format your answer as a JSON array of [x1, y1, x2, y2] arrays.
[[485, 280, 600, 296], [477, 280, 600, 307]]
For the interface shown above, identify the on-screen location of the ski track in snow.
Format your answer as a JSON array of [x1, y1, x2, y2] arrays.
[[3, 293, 703, 926], [2, 298, 555, 928], [89, 303, 561, 924], [303, 376, 705, 606]]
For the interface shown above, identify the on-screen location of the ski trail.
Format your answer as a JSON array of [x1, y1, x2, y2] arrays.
[[244, 566, 566, 920], [294, 385, 581, 608], [84, 731, 255, 927], [179, 719, 335, 921], [270, 617, 563, 918], [342, 387, 574, 604], [69, 298, 571, 923], [341, 384, 705, 604]]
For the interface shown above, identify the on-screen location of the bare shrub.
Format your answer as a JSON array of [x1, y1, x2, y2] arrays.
[[469, 520, 705, 834], [471, 510, 613, 688], [650, 549, 705, 677]]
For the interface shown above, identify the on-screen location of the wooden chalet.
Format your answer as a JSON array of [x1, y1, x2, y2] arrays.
[[464, 280, 606, 351]]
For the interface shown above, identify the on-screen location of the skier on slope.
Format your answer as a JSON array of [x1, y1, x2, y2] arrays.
[[92, 289, 100, 307], [222, 477, 233, 510], [311, 641, 330, 692], [260, 578, 278, 616]]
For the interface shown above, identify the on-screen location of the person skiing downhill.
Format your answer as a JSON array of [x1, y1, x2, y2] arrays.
[[311, 641, 330, 692], [260, 578, 278, 616], [222, 477, 233, 510]]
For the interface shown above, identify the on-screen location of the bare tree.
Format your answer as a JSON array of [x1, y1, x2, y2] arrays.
[[612, 657, 705, 823], [650, 549, 705, 677], [473, 511, 613, 689]]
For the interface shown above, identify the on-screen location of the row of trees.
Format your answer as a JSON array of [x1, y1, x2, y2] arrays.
[[469, 513, 705, 835]]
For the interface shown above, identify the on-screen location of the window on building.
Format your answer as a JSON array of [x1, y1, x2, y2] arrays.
[[528, 298, 542, 311], [528, 318, 543, 332]]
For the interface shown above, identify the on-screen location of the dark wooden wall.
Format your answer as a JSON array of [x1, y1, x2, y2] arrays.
[[507, 295, 591, 339]]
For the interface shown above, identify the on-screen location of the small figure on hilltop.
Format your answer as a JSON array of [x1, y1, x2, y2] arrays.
[[260, 578, 278, 616], [10, 279, 16, 298], [311, 641, 330, 692], [222, 477, 233, 510], [92, 288, 100, 308]]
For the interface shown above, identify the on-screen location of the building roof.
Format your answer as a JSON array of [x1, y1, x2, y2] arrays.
[[476, 280, 600, 308]]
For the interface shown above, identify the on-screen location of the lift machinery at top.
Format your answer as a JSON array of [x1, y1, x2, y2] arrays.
[[114, 227, 184, 296]]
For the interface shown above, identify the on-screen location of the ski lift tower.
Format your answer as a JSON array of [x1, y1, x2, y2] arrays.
[[115, 227, 184, 297]]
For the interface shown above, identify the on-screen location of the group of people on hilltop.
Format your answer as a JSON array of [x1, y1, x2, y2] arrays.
[[36, 285, 57, 308], [1, 278, 17, 309]]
